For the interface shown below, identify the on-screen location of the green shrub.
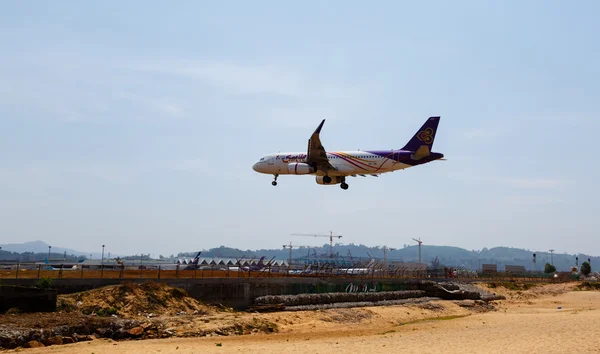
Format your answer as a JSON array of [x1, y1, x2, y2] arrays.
[[581, 262, 591, 276], [35, 277, 52, 289], [544, 263, 556, 274], [96, 307, 118, 317]]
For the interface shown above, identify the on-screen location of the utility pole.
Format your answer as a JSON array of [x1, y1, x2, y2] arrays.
[[413, 238, 423, 264], [283, 242, 314, 274], [383, 246, 396, 269], [291, 231, 343, 258], [101, 245, 105, 278], [549, 249, 555, 265]]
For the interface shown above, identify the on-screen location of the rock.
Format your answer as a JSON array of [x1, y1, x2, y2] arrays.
[[44, 336, 63, 346], [73, 334, 93, 342], [62, 337, 75, 344], [128, 327, 144, 337], [26, 340, 45, 348]]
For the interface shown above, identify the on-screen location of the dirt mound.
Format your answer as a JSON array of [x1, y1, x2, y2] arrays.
[[574, 281, 600, 291], [58, 282, 215, 318]]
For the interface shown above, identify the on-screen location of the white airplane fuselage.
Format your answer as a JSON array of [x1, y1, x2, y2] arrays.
[[253, 151, 412, 177]]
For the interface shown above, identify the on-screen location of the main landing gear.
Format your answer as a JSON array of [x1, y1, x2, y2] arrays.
[[272, 174, 278, 186], [340, 176, 349, 190]]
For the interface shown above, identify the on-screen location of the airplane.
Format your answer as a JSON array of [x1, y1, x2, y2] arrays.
[[252, 116, 444, 190], [159, 252, 202, 271], [240, 256, 269, 272]]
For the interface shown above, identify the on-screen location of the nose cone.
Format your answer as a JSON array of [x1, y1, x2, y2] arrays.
[[252, 162, 260, 172]]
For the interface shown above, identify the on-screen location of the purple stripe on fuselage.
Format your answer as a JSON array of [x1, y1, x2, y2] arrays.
[[329, 152, 370, 171], [366, 150, 444, 166]]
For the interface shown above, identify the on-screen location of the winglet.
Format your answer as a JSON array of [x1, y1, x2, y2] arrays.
[[313, 119, 326, 135]]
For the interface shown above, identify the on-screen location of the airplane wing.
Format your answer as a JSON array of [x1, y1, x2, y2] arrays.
[[306, 119, 336, 173]]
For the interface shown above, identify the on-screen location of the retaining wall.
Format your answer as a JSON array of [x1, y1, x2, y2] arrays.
[[1, 278, 427, 309], [0, 285, 57, 313]]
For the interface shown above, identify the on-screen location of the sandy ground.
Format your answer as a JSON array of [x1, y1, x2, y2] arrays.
[[8, 284, 600, 354]]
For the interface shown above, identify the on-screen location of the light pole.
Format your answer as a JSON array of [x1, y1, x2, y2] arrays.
[[383, 246, 396, 269], [48, 245, 51, 260], [101, 245, 105, 278], [549, 249, 554, 265], [413, 238, 423, 264]]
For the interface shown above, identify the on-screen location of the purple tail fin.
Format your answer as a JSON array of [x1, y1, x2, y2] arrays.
[[401, 116, 440, 152]]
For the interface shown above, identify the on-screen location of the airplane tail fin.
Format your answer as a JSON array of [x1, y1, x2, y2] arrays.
[[191, 252, 201, 264], [257, 256, 266, 266], [401, 116, 440, 152]]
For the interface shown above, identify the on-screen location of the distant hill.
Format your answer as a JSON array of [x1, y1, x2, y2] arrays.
[[2, 241, 595, 272], [0, 240, 104, 260], [178, 243, 596, 272]]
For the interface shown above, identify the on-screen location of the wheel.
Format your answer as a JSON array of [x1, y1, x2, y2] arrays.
[[323, 176, 332, 184], [272, 181, 278, 186], [341, 183, 349, 190]]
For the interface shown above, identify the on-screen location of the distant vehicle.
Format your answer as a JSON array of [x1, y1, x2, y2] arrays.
[[338, 258, 376, 275], [252, 116, 445, 190]]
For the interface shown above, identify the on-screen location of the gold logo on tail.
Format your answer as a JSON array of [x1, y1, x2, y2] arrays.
[[417, 128, 434, 144]]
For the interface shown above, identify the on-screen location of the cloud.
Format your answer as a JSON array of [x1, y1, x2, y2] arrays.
[[463, 128, 499, 139], [129, 59, 359, 100], [547, 112, 596, 127], [487, 177, 564, 189], [116, 92, 186, 119], [499, 195, 561, 206], [160, 159, 204, 171], [450, 173, 565, 189]]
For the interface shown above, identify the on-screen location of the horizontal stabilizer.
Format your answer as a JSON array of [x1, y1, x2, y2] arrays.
[[411, 145, 431, 160]]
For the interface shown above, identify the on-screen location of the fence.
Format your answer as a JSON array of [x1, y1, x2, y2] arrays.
[[0, 262, 572, 282]]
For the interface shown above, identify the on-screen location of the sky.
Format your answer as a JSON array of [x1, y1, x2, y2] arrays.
[[1, 1, 599, 257]]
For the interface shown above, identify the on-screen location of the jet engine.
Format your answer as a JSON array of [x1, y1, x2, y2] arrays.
[[315, 176, 344, 185], [287, 162, 315, 175]]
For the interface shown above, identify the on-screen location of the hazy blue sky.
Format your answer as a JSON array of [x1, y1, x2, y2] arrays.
[[1, 1, 599, 257]]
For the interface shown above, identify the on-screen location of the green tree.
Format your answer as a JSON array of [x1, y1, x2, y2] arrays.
[[544, 263, 556, 274], [581, 262, 591, 276]]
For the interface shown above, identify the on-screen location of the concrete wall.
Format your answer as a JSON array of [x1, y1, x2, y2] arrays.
[[0, 285, 57, 313], [0, 278, 424, 310]]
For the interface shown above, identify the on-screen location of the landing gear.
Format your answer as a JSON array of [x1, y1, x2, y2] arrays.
[[340, 177, 349, 190], [272, 174, 278, 186], [323, 176, 332, 184]]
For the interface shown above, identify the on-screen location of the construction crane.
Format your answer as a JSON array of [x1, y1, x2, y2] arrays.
[[291, 231, 343, 258], [282, 242, 315, 272], [412, 237, 423, 264]]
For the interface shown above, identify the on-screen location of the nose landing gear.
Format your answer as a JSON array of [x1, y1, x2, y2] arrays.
[[272, 174, 279, 186]]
